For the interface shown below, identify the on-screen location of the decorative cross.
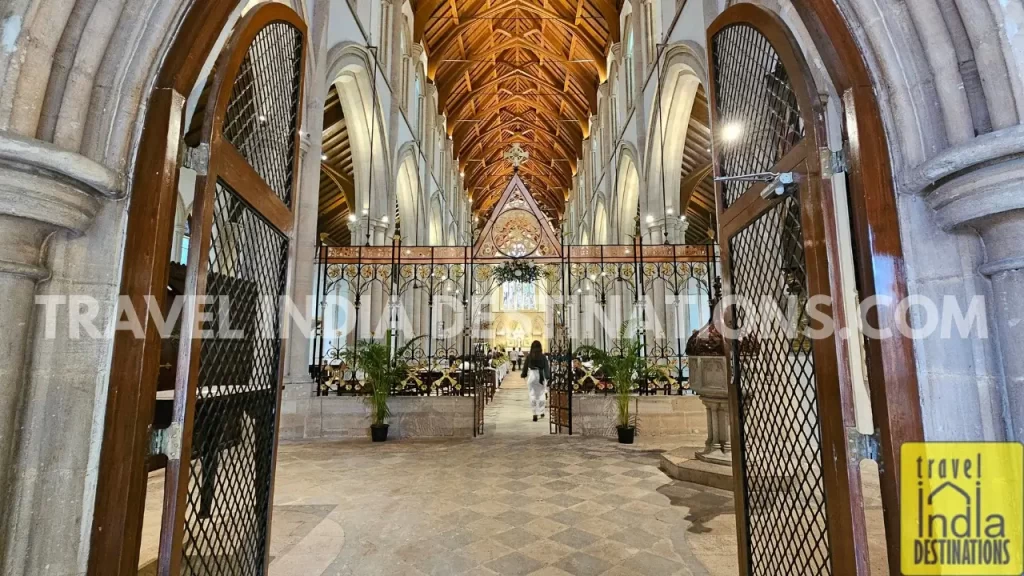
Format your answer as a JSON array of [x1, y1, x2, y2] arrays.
[[503, 143, 529, 168]]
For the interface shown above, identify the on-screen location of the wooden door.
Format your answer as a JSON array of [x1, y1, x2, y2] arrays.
[[157, 5, 306, 575], [708, 5, 871, 575]]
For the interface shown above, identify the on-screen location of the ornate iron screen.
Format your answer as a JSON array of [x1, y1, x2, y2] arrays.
[[159, 5, 306, 576], [707, 6, 863, 574]]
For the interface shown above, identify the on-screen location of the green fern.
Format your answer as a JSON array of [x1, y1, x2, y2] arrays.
[[344, 331, 423, 426], [576, 322, 652, 429]]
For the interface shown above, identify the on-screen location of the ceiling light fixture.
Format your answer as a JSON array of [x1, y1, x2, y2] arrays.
[[721, 122, 743, 143]]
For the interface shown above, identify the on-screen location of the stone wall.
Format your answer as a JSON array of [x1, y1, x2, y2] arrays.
[[571, 394, 707, 437], [280, 386, 476, 441]]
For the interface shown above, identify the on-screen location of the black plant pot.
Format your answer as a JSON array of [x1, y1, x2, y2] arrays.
[[617, 425, 635, 444], [370, 424, 389, 442]]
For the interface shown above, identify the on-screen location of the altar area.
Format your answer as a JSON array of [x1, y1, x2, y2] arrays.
[[488, 281, 548, 351]]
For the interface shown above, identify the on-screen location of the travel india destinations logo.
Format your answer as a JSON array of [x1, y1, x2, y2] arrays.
[[902, 443, 1024, 575]]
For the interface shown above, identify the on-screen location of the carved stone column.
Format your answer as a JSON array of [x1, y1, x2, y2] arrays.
[[0, 133, 118, 573], [646, 222, 669, 352], [928, 155, 1024, 440]]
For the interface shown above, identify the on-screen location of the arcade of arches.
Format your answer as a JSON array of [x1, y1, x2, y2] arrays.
[[1, 0, 1024, 575]]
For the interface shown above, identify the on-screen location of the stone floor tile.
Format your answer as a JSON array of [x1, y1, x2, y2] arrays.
[[545, 494, 585, 508], [413, 550, 480, 576], [550, 508, 593, 527], [484, 551, 547, 576], [581, 539, 639, 565], [553, 551, 614, 576], [573, 517, 622, 538], [523, 517, 570, 538], [460, 539, 516, 564], [438, 527, 484, 550], [468, 517, 516, 535], [548, 528, 602, 550], [608, 528, 660, 550], [568, 500, 614, 517], [620, 551, 685, 576], [471, 501, 514, 516], [519, 538, 576, 564], [521, 501, 560, 517], [493, 527, 543, 550], [526, 567, 575, 576], [494, 510, 540, 527]]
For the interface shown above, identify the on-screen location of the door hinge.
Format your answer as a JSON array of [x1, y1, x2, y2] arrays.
[[150, 423, 183, 460], [847, 427, 882, 468], [820, 147, 849, 179], [182, 143, 210, 176]]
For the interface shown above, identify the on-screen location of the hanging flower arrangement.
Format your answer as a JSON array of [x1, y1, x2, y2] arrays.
[[493, 260, 542, 284]]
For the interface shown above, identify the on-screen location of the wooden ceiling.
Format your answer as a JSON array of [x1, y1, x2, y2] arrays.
[[416, 0, 620, 220], [678, 85, 715, 244], [318, 85, 356, 245]]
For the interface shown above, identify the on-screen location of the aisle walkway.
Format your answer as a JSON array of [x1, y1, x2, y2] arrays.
[[262, 375, 740, 576], [484, 372, 551, 437]]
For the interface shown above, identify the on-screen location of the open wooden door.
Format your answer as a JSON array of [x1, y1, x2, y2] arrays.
[[157, 4, 306, 575], [708, 5, 872, 575]]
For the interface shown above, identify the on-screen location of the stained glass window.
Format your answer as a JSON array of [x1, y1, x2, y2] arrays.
[[503, 281, 537, 311]]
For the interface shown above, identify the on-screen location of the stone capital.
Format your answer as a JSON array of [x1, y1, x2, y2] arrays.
[[609, 42, 622, 62], [926, 156, 1024, 276], [0, 133, 120, 280]]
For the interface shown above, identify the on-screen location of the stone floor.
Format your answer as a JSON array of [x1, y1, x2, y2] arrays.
[[140, 375, 742, 575], [265, 375, 739, 576]]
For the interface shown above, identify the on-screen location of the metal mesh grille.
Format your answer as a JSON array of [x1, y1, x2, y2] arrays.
[[728, 195, 831, 576], [182, 181, 289, 576], [223, 22, 303, 207], [712, 24, 804, 208]]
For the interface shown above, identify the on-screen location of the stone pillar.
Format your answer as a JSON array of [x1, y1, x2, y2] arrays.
[[928, 156, 1024, 440], [0, 133, 118, 574], [647, 222, 669, 351], [284, 129, 320, 383]]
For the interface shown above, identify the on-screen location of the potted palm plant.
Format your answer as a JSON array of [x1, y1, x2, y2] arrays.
[[345, 331, 422, 442], [577, 323, 650, 444]]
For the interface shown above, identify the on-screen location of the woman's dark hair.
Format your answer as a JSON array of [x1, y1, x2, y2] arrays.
[[526, 340, 544, 368]]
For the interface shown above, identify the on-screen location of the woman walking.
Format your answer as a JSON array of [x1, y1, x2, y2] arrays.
[[521, 340, 550, 422]]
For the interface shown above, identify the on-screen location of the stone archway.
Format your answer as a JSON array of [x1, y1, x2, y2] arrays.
[[614, 150, 640, 243], [395, 150, 421, 243]]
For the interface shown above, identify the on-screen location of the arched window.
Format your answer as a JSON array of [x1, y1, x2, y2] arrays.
[[502, 282, 537, 311]]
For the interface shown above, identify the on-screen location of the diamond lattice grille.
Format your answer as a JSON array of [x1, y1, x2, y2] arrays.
[[181, 181, 288, 576], [727, 195, 832, 575], [712, 24, 804, 208], [222, 22, 303, 207]]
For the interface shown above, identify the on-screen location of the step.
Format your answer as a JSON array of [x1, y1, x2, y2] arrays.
[[659, 447, 735, 492]]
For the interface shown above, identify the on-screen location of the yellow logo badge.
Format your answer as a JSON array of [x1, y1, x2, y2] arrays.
[[902, 442, 1023, 575]]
